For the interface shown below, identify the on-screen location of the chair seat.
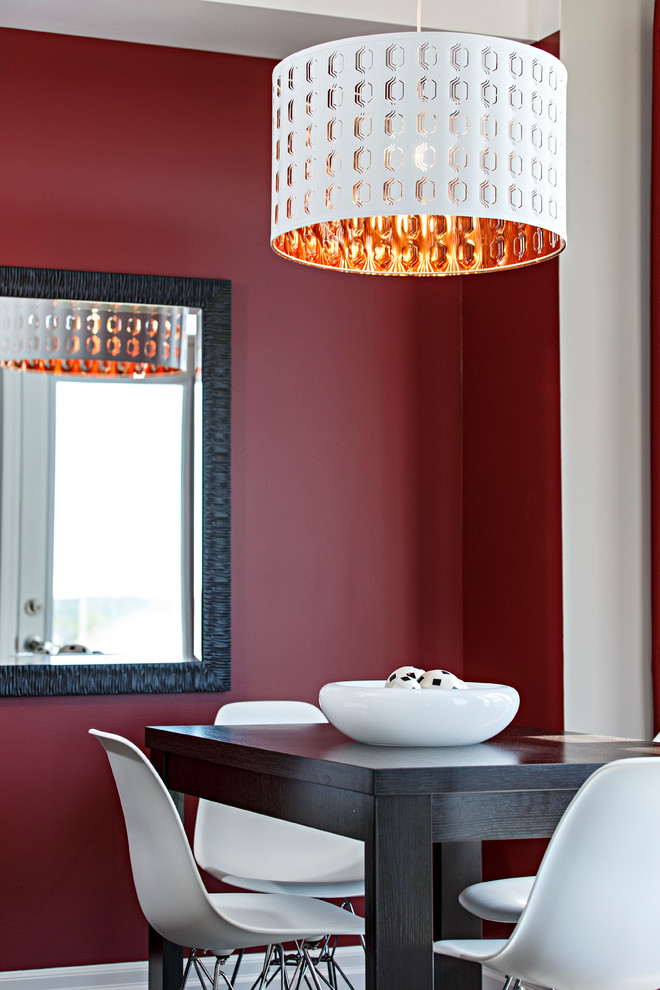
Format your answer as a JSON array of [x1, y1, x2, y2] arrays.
[[221, 875, 365, 898], [207, 891, 364, 938], [433, 938, 507, 963], [459, 876, 535, 923]]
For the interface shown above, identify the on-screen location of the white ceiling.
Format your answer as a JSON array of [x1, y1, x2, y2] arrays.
[[0, 0, 560, 61]]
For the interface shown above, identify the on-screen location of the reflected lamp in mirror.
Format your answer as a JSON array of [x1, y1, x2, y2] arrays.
[[271, 31, 567, 275], [0, 297, 190, 378], [0, 266, 231, 697]]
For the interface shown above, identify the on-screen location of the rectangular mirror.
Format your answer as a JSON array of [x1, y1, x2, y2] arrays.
[[0, 266, 231, 696]]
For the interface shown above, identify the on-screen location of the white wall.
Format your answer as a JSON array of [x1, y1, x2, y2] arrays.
[[560, 0, 654, 737]]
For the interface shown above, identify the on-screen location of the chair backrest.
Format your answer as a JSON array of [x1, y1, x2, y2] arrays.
[[89, 730, 253, 954], [491, 757, 660, 990], [193, 702, 363, 884]]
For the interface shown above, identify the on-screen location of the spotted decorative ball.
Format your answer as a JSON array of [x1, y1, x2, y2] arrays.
[[418, 669, 466, 690], [384, 666, 425, 689]]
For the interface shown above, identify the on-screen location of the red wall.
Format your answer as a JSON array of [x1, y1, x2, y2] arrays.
[[462, 263, 563, 727], [0, 26, 562, 971]]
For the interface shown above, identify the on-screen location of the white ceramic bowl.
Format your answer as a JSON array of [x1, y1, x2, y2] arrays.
[[319, 679, 520, 747]]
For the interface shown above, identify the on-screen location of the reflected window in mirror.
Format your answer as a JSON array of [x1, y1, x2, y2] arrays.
[[0, 267, 230, 696], [0, 315, 202, 663]]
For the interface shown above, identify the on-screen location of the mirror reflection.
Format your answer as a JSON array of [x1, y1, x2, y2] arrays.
[[0, 317, 201, 665], [0, 266, 231, 697]]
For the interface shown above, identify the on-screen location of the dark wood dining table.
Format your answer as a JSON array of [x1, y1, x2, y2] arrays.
[[145, 722, 660, 990]]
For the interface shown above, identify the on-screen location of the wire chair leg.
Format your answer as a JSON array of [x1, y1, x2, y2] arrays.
[[299, 943, 360, 990], [252, 944, 277, 990], [182, 950, 233, 990], [300, 944, 327, 990], [311, 936, 336, 989], [194, 955, 215, 988], [213, 957, 229, 990], [324, 938, 337, 990], [231, 949, 245, 985], [253, 943, 293, 990], [180, 949, 197, 990], [289, 942, 319, 990], [339, 899, 365, 954], [264, 947, 291, 990], [287, 942, 304, 990], [274, 944, 292, 990], [181, 939, 360, 990], [502, 979, 522, 990], [310, 941, 358, 990], [322, 957, 356, 990]]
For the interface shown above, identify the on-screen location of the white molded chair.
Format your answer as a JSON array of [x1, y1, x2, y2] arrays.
[[194, 701, 365, 988], [435, 757, 660, 990], [194, 702, 364, 899], [90, 729, 364, 990], [459, 732, 660, 927]]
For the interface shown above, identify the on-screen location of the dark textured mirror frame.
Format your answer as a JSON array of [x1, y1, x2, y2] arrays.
[[0, 266, 231, 696]]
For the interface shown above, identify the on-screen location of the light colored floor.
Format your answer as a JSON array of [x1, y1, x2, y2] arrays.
[[0, 956, 547, 990]]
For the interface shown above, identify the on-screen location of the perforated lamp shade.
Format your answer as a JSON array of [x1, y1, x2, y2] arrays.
[[271, 31, 567, 276], [0, 298, 189, 377]]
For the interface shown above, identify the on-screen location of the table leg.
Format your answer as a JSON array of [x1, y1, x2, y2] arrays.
[[365, 795, 434, 990], [147, 765, 184, 990], [433, 841, 482, 990], [148, 926, 183, 990]]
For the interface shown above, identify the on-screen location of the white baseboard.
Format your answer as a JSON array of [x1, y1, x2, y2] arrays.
[[0, 961, 149, 990], [0, 946, 366, 990], [0, 954, 546, 990]]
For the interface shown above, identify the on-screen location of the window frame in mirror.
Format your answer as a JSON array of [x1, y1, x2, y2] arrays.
[[0, 266, 231, 696]]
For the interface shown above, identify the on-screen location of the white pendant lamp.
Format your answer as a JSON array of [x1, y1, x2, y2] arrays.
[[271, 27, 566, 275]]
